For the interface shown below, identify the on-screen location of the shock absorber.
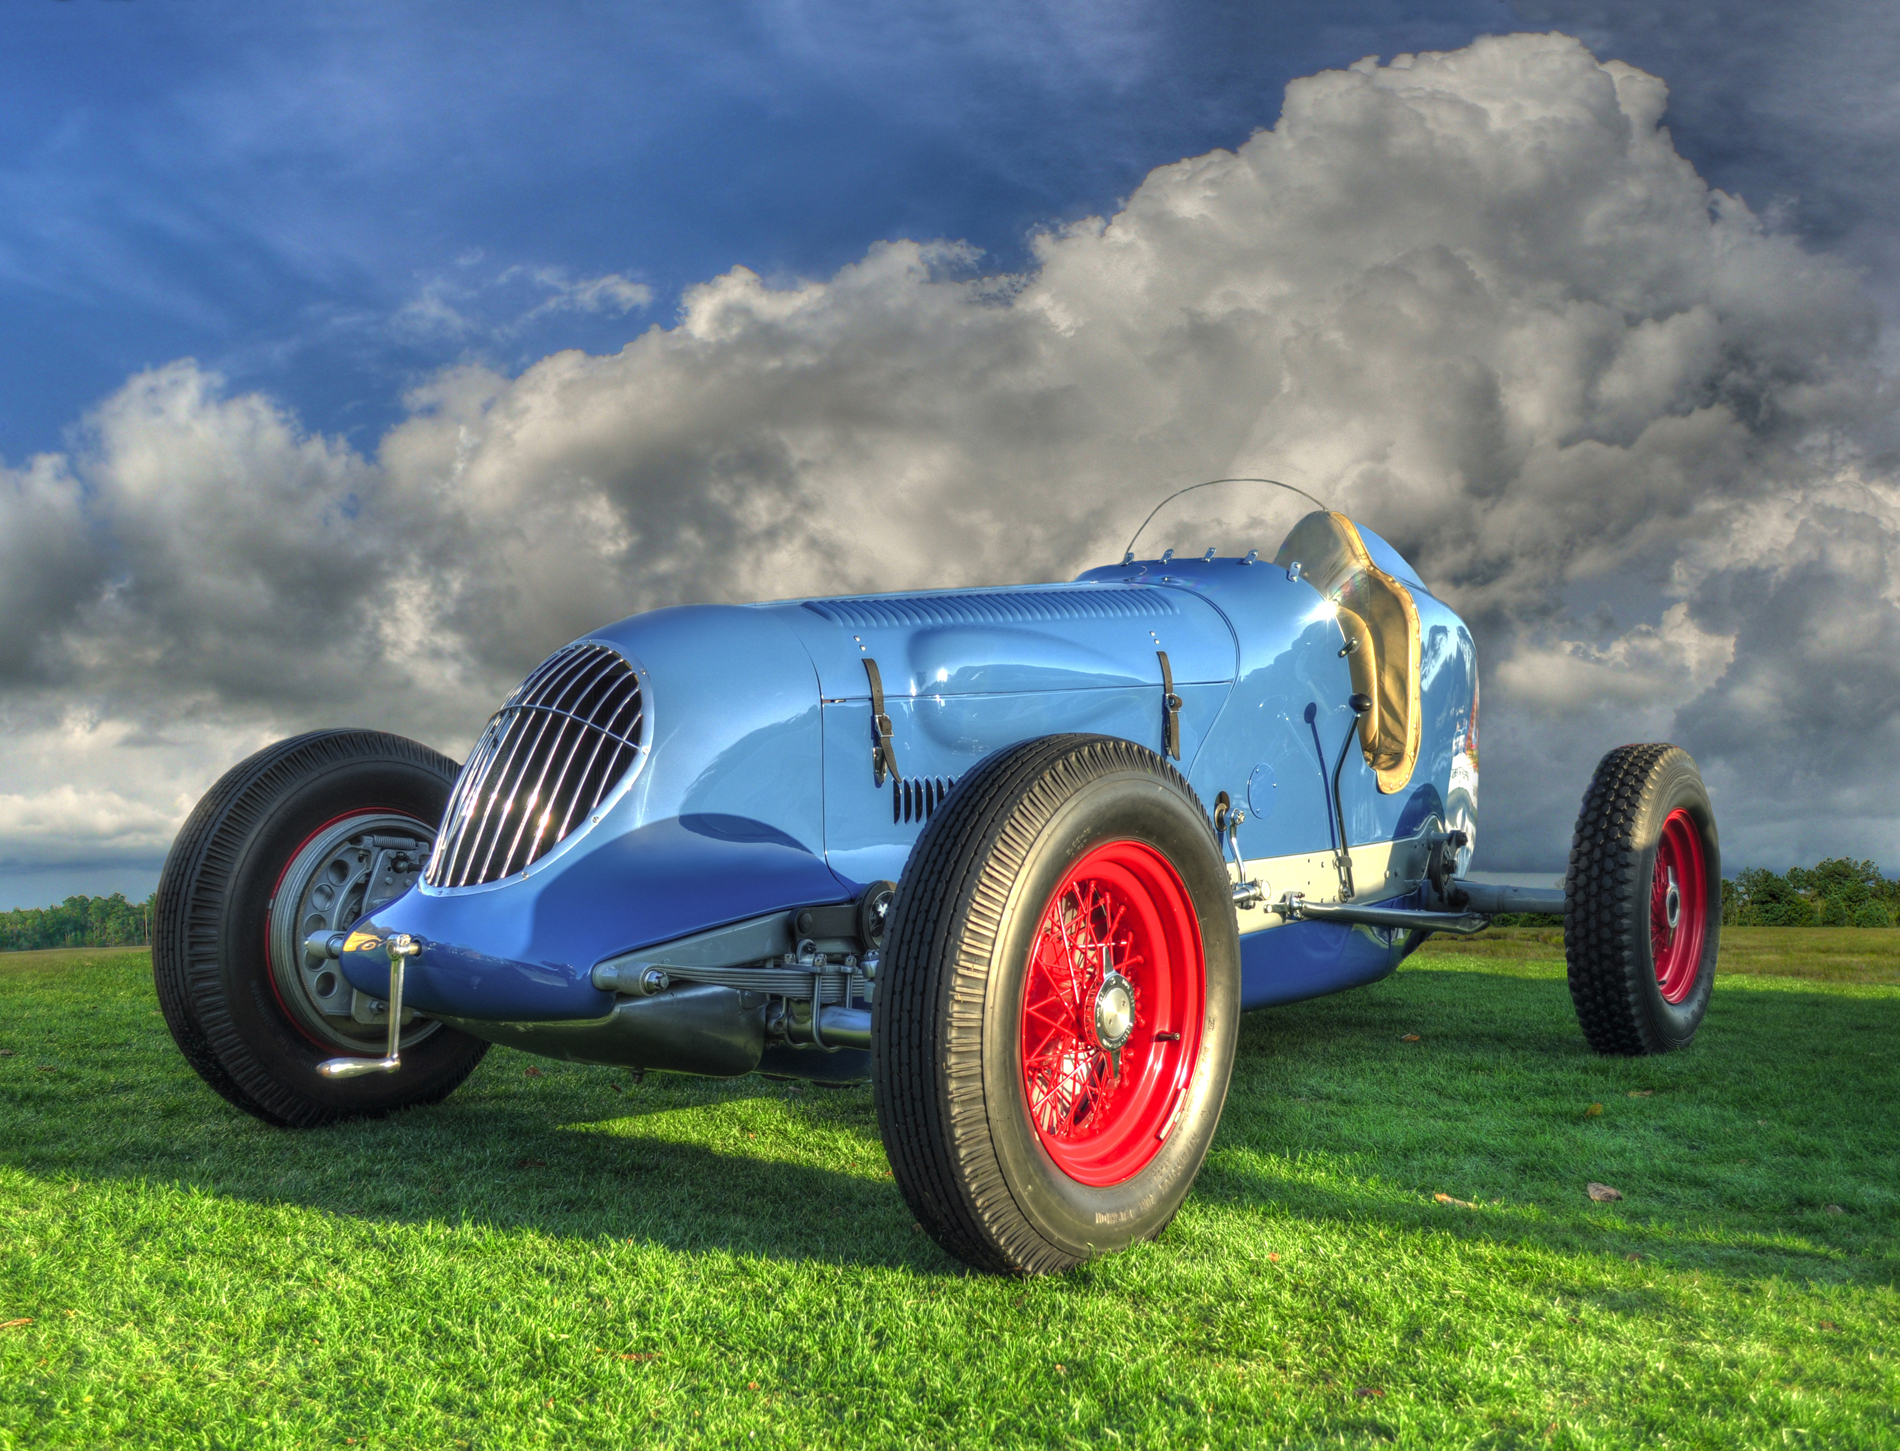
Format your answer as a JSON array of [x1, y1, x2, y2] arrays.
[[1331, 692, 1372, 901]]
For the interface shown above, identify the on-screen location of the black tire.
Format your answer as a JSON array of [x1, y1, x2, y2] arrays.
[[154, 729, 490, 1126], [1565, 743, 1721, 1055], [873, 735, 1241, 1275]]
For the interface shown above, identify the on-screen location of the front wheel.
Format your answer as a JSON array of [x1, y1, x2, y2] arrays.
[[1565, 743, 1721, 1055], [873, 736, 1240, 1275], [153, 729, 490, 1126]]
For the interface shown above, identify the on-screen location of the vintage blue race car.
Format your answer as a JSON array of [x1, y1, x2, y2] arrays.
[[155, 506, 1721, 1274]]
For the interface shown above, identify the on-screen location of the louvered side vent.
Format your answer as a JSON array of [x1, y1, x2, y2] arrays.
[[425, 643, 644, 888], [894, 776, 957, 825], [805, 585, 1178, 631]]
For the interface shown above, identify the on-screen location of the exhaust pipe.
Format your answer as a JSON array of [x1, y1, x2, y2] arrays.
[[774, 1000, 872, 1050]]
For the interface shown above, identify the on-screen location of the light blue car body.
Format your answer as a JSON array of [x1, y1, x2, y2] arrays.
[[341, 525, 1477, 1043]]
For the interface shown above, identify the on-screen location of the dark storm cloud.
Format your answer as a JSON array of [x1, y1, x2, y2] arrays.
[[1509, 0, 1900, 352]]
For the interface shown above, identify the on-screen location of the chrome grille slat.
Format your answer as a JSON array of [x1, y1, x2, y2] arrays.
[[437, 715, 513, 887], [596, 686, 643, 740], [447, 722, 507, 888], [425, 642, 645, 888], [526, 649, 630, 867], [432, 719, 504, 885], [464, 645, 602, 885], [500, 703, 579, 879], [469, 649, 604, 883], [543, 704, 617, 847], [456, 648, 628, 887], [464, 709, 541, 886], [476, 693, 568, 884], [485, 700, 642, 746], [464, 716, 527, 884]]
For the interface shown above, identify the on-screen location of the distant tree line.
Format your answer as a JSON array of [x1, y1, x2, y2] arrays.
[[1488, 857, 1899, 930], [1721, 859, 1897, 927], [1, 893, 156, 952], [3, 859, 1895, 950]]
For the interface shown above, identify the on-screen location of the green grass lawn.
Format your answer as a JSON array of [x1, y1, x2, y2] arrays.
[[1426, 926, 1900, 985], [2, 932, 1896, 1449]]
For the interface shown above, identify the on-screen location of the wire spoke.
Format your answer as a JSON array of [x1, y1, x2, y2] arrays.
[[1017, 839, 1201, 1186]]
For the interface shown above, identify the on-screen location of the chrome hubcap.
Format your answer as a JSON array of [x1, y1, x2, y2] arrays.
[[1093, 971, 1136, 1051], [1664, 867, 1681, 932], [268, 813, 438, 1052]]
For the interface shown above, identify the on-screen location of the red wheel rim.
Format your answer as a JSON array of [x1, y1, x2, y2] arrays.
[[1651, 808, 1707, 1004], [1018, 840, 1204, 1187]]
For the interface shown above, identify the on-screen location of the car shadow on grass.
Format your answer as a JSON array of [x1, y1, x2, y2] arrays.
[[2, 952, 1895, 1280], [2, 1045, 961, 1270]]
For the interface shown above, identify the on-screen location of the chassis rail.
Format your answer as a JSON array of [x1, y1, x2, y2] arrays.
[[1283, 879, 1565, 937]]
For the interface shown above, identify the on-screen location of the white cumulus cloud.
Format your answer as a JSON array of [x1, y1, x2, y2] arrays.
[[2, 31, 1894, 881]]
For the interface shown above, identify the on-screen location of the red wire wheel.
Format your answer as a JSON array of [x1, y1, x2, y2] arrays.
[[874, 735, 1241, 1273], [1650, 808, 1707, 1004], [1019, 840, 1204, 1187]]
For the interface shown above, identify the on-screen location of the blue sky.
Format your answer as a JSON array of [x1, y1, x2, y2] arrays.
[[2, 0, 1510, 459], [2, 2, 1896, 908], [9, 0, 1889, 465]]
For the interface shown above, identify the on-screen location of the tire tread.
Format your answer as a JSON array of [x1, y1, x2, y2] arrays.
[[1564, 742, 1710, 1056], [153, 729, 486, 1127], [873, 735, 1219, 1274]]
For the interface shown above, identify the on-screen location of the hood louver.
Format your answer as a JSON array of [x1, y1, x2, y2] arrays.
[[425, 642, 644, 888], [895, 776, 956, 824]]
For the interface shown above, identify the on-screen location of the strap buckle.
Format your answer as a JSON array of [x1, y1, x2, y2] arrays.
[[1157, 650, 1182, 760], [864, 658, 903, 785]]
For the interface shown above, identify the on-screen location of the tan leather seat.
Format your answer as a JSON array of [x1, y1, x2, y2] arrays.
[[1274, 511, 1421, 794]]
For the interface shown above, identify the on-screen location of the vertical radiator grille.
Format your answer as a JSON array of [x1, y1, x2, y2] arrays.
[[425, 643, 644, 888], [894, 776, 956, 825]]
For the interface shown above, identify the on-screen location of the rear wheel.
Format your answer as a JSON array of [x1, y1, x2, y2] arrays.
[[154, 729, 489, 1126], [873, 735, 1240, 1275], [1565, 744, 1720, 1054]]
